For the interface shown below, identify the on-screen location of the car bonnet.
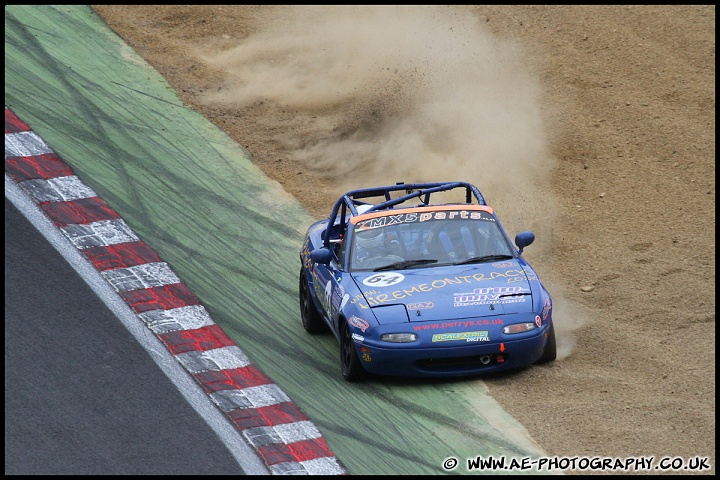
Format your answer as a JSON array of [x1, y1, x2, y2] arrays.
[[350, 260, 534, 322]]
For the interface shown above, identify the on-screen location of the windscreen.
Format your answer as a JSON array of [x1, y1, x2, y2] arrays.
[[349, 208, 513, 271]]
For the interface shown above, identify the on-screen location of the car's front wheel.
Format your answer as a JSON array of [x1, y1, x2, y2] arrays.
[[340, 319, 367, 381], [299, 269, 327, 334], [536, 323, 557, 363]]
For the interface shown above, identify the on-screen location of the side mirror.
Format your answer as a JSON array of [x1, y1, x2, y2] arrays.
[[514, 231, 535, 255], [310, 248, 333, 265]]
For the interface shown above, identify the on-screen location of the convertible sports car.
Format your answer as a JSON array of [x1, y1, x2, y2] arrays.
[[299, 181, 556, 381]]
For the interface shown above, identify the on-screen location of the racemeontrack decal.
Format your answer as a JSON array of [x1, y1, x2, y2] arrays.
[[360, 271, 528, 308], [4, 107, 345, 475]]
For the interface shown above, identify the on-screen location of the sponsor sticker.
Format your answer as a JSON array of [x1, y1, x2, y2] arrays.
[[362, 272, 405, 287], [541, 297, 551, 321], [348, 315, 370, 332], [407, 301, 434, 310], [454, 286, 527, 307], [432, 331, 490, 343], [492, 261, 516, 268]]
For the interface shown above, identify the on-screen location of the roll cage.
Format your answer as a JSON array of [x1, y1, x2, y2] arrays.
[[322, 181, 487, 248]]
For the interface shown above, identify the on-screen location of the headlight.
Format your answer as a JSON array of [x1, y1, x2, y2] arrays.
[[502, 322, 537, 334], [381, 333, 418, 343]]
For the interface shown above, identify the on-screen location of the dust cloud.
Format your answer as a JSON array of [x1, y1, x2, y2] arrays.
[[198, 5, 587, 358]]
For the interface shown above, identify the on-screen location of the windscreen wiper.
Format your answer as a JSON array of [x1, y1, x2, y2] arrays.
[[454, 254, 514, 265], [373, 259, 438, 271]]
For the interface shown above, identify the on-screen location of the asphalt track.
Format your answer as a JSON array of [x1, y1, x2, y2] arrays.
[[5, 194, 259, 475], [5, 5, 547, 475], [5, 106, 341, 474]]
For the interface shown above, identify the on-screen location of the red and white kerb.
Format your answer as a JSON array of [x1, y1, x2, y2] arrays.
[[5, 107, 345, 475]]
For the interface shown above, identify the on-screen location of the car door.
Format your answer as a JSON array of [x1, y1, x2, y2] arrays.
[[311, 230, 347, 336]]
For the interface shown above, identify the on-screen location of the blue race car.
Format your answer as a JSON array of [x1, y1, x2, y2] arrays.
[[299, 181, 556, 381]]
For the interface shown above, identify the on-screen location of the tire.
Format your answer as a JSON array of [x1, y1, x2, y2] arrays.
[[340, 319, 367, 381], [299, 269, 327, 334], [536, 322, 557, 364]]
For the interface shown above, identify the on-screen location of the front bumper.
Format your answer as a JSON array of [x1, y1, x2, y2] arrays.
[[355, 326, 551, 377]]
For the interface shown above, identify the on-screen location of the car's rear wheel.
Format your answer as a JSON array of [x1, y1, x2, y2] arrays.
[[340, 319, 367, 381], [299, 269, 327, 334], [536, 323, 557, 363]]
